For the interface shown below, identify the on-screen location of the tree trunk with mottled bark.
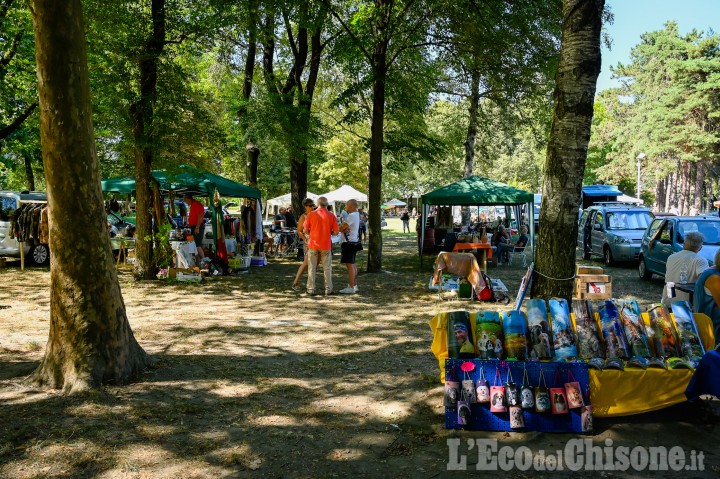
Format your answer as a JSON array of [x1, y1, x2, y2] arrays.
[[130, 0, 165, 280], [654, 178, 665, 212], [367, 46, 388, 273], [29, 0, 150, 393], [23, 153, 35, 191], [679, 160, 690, 215], [694, 160, 705, 213], [531, 0, 604, 300], [463, 69, 480, 178]]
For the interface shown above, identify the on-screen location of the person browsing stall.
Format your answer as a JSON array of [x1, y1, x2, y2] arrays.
[[662, 231, 708, 306], [183, 194, 205, 261], [496, 224, 528, 264], [292, 198, 318, 290], [339, 199, 361, 294], [304, 196, 339, 295]]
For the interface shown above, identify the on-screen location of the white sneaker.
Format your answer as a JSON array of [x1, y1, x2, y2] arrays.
[[339, 286, 356, 294], [353, 285, 359, 293]]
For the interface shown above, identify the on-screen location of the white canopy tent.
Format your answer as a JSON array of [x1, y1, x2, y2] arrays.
[[383, 198, 407, 208], [265, 191, 318, 218], [321, 184, 368, 213]]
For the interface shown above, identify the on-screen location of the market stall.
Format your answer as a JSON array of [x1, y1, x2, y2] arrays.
[[265, 191, 319, 218], [419, 176, 535, 267], [102, 164, 262, 274], [430, 298, 715, 432]]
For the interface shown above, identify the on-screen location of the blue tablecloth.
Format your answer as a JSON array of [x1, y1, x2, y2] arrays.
[[685, 350, 720, 400]]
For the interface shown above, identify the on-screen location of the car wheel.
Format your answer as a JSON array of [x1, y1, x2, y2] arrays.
[[30, 244, 50, 267], [603, 247, 614, 267], [638, 256, 652, 280]]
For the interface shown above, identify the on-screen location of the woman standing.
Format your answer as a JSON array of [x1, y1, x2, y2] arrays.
[[292, 198, 318, 290]]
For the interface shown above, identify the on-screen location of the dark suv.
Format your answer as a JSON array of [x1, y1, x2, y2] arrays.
[[638, 216, 720, 279], [577, 202, 654, 266]]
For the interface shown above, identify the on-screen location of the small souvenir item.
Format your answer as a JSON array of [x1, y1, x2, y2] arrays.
[[618, 300, 653, 358], [550, 387, 568, 414], [490, 369, 506, 413], [587, 357, 605, 370], [527, 299, 554, 359], [509, 406, 525, 429], [501, 310, 529, 360], [549, 298, 578, 360], [647, 357, 669, 370], [476, 311, 504, 359], [444, 381, 461, 408], [572, 300, 604, 359], [564, 371, 584, 409], [520, 368, 534, 409], [597, 301, 630, 360], [667, 357, 695, 370], [604, 358, 625, 370], [534, 369, 550, 413], [626, 356, 648, 369], [447, 312, 476, 359], [457, 400, 472, 426], [647, 304, 681, 357], [670, 301, 706, 359], [476, 367, 490, 403], [581, 405, 593, 433], [505, 369, 521, 407]]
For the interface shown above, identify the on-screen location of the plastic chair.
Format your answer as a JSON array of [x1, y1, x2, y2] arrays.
[[507, 245, 528, 266]]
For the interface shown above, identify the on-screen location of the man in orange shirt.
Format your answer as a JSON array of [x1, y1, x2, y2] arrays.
[[304, 196, 339, 295]]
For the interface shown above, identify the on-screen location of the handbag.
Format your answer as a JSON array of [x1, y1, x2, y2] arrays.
[[342, 231, 363, 252], [520, 367, 534, 409], [444, 381, 460, 408], [534, 369, 550, 413], [564, 371, 584, 409], [476, 367, 490, 403], [550, 370, 568, 414], [504, 368, 520, 407], [581, 385, 593, 433], [490, 368, 506, 413], [509, 405, 525, 429]]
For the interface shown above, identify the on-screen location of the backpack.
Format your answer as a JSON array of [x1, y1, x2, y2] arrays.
[[478, 271, 495, 301]]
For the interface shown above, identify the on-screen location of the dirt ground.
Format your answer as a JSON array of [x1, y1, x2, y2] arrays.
[[1, 219, 718, 478]]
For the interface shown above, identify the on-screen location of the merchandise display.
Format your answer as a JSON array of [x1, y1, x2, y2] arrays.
[[430, 299, 716, 421]]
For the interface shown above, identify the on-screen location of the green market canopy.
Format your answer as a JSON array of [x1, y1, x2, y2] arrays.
[[101, 164, 260, 200], [419, 176, 535, 263], [421, 175, 533, 206]]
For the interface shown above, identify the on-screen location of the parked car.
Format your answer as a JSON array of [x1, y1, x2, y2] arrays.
[[0, 190, 50, 266], [577, 202, 654, 266], [638, 216, 720, 280]]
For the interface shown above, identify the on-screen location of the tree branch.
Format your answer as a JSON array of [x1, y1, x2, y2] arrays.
[[319, 0, 372, 62], [0, 31, 23, 69], [0, 102, 37, 140]]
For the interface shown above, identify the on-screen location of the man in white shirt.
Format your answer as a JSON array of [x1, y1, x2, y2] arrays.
[[662, 231, 708, 305], [339, 199, 360, 294]]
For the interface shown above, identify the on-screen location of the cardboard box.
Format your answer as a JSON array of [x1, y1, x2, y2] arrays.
[[169, 267, 198, 279], [576, 265, 604, 275]]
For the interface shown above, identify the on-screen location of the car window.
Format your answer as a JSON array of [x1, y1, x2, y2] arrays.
[[594, 212, 603, 228], [107, 213, 122, 226], [0, 196, 17, 222], [606, 211, 653, 230], [660, 222, 674, 242], [646, 219, 663, 239]]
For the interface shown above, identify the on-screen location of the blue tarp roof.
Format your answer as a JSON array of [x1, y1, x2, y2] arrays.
[[582, 185, 623, 197]]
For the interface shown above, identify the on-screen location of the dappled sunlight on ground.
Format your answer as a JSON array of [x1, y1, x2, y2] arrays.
[[0, 228, 718, 477]]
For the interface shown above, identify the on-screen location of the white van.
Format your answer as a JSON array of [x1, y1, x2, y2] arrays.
[[0, 191, 50, 266]]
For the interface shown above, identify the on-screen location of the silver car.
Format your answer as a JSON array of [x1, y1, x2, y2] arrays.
[[0, 191, 50, 266], [577, 203, 654, 266]]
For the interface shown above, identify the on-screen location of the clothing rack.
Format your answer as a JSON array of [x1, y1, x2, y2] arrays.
[[17, 199, 48, 271]]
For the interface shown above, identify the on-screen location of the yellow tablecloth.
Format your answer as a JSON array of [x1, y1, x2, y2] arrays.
[[430, 310, 715, 418]]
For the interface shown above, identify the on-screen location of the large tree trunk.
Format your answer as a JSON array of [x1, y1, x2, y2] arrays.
[[679, 160, 690, 215], [29, 0, 150, 393], [130, 0, 165, 280], [654, 177, 665, 212], [245, 143, 260, 188], [463, 69, 480, 178], [531, 0, 604, 299], [694, 160, 705, 214], [665, 171, 675, 212], [367, 47, 387, 273], [239, 0, 259, 189]]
